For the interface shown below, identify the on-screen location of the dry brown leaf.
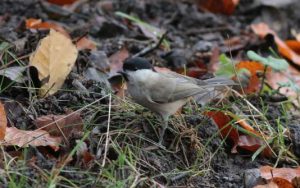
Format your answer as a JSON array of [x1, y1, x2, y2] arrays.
[[260, 166, 300, 182], [108, 47, 129, 74], [34, 112, 83, 139], [4, 127, 62, 151], [29, 29, 78, 97], [0, 101, 7, 140], [76, 37, 97, 51]]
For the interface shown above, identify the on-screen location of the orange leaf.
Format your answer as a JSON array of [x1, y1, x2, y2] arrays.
[[272, 177, 294, 188], [197, 0, 239, 15], [285, 40, 300, 54], [238, 135, 272, 156], [235, 61, 266, 93], [4, 127, 62, 151], [76, 37, 97, 51], [25, 18, 69, 37], [254, 180, 278, 188], [47, 0, 77, 6], [260, 166, 300, 182], [251, 23, 300, 67], [254, 177, 293, 188], [34, 112, 83, 139], [0, 101, 7, 140], [205, 111, 271, 156], [205, 111, 239, 140]]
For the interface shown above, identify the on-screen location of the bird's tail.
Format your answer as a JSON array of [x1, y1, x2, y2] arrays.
[[194, 77, 235, 106]]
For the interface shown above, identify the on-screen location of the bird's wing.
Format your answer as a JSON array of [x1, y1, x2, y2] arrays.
[[160, 71, 207, 85], [148, 72, 208, 103]]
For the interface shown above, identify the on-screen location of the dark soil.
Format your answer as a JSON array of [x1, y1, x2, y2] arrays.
[[0, 0, 300, 187]]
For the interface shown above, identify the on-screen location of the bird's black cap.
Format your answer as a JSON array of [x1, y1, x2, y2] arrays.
[[123, 57, 154, 71]]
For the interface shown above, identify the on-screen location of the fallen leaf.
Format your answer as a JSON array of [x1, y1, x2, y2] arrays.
[[260, 166, 300, 182], [34, 112, 83, 140], [76, 37, 97, 51], [47, 0, 77, 6], [285, 40, 300, 54], [251, 23, 300, 67], [3, 127, 62, 151], [197, 0, 239, 15], [0, 101, 7, 140], [254, 180, 278, 188], [205, 111, 271, 156], [108, 47, 129, 74], [266, 65, 300, 102], [29, 29, 78, 97], [292, 176, 300, 188], [25, 18, 69, 37], [108, 47, 129, 97], [235, 61, 266, 93]]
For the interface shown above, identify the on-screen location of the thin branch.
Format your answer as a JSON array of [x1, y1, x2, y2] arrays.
[[132, 31, 168, 58]]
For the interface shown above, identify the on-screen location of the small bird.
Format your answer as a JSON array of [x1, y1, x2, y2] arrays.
[[118, 57, 235, 145]]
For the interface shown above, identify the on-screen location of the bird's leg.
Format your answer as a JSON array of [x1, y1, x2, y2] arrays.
[[158, 116, 169, 145]]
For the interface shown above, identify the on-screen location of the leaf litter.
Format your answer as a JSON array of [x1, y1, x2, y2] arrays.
[[0, 0, 300, 187]]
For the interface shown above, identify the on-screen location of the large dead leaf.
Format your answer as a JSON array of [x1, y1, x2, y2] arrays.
[[260, 166, 300, 182], [0, 101, 7, 140], [34, 112, 83, 140], [205, 111, 272, 156], [3, 127, 62, 151], [29, 29, 78, 97]]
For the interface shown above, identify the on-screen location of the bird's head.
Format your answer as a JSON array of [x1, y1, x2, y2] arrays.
[[118, 57, 155, 81]]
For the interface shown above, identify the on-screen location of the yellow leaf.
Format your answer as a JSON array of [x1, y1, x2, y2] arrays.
[[30, 29, 78, 97]]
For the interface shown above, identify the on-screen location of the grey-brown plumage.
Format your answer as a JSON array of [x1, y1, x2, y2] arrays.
[[120, 57, 235, 145]]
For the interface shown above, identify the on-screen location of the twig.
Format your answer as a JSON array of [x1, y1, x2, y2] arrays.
[[0, 54, 30, 70], [52, 116, 69, 146], [132, 31, 167, 58], [101, 93, 112, 167], [259, 65, 268, 95]]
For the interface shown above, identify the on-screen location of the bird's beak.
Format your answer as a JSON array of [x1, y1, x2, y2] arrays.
[[117, 70, 129, 81]]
